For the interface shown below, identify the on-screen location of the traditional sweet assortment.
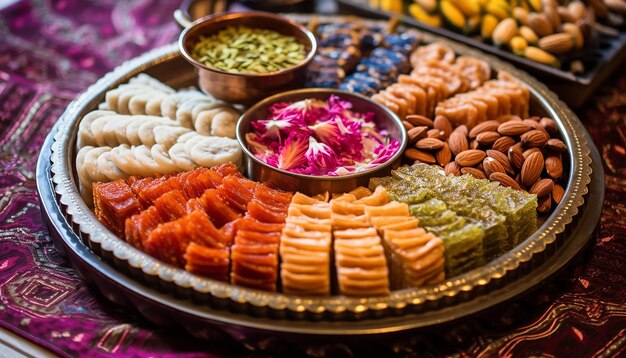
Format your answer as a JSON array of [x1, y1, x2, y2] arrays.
[[76, 74, 241, 205], [245, 95, 400, 176], [76, 18, 572, 299], [190, 26, 307, 74], [370, 163, 537, 276]]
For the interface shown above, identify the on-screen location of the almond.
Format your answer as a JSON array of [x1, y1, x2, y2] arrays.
[[405, 114, 434, 128], [508, 146, 525, 170], [407, 126, 429, 144], [539, 117, 558, 135], [476, 131, 501, 146], [448, 131, 469, 156], [522, 119, 540, 129], [523, 147, 541, 159], [434, 115, 453, 139], [538, 193, 552, 213], [483, 157, 506, 177], [490, 172, 522, 190], [520, 151, 544, 186], [469, 120, 501, 138], [545, 155, 563, 179], [529, 178, 554, 197], [492, 136, 516, 153], [405, 148, 436, 164], [486, 149, 515, 175], [456, 149, 486, 167], [498, 121, 532, 136], [427, 128, 445, 139], [436, 143, 452, 166], [552, 183, 564, 204], [402, 120, 414, 131], [545, 138, 566, 152], [416, 137, 445, 150], [453, 124, 469, 137], [521, 129, 549, 147], [461, 167, 487, 179], [445, 161, 462, 176], [470, 139, 480, 149]]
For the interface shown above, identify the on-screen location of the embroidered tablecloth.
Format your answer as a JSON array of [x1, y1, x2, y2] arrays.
[[0, 1, 624, 356]]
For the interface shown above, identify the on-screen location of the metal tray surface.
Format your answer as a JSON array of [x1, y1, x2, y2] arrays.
[[44, 17, 596, 323]]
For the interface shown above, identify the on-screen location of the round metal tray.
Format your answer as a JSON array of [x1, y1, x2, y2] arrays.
[[37, 17, 603, 339]]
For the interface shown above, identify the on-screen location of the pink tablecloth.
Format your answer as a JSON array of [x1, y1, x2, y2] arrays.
[[0, 1, 624, 356]]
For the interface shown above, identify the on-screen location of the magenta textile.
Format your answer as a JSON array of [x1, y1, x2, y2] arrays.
[[0, 0, 624, 357]]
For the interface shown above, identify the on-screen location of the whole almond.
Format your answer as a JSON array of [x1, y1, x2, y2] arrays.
[[523, 147, 541, 159], [407, 126, 429, 144], [454, 124, 468, 137], [405, 114, 434, 128], [521, 151, 544, 186], [486, 149, 515, 175], [538, 193, 552, 213], [448, 131, 469, 156], [539, 117, 558, 135], [521, 129, 549, 147], [436, 143, 452, 166], [545, 155, 563, 179], [498, 121, 532, 136], [529, 178, 554, 197], [416, 137, 445, 150], [456, 149, 486, 167], [508, 146, 525, 169], [469, 120, 501, 138], [552, 183, 564, 204], [402, 120, 414, 131], [522, 119, 540, 129], [470, 139, 480, 149], [427, 128, 445, 139], [476, 131, 501, 146], [483, 157, 506, 177], [434, 115, 453, 139], [405, 148, 436, 164], [545, 138, 566, 152], [492, 136, 516, 153], [490, 172, 522, 190], [445, 161, 461, 176], [461, 167, 487, 179], [495, 114, 522, 123]]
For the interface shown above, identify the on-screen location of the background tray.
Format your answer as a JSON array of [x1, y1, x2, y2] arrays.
[[337, 0, 626, 108]]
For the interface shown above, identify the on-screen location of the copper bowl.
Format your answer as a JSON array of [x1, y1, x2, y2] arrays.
[[179, 11, 317, 104], [237, 88, 407, 195]]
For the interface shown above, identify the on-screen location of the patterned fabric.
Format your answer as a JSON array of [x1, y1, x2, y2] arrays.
[[0, 0, 624, 357]]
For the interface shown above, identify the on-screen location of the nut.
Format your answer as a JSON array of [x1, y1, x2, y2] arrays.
[[470, 139, 480, 149], [444, 161, 461, 176], [436, 143, 452, 166], [448, 131, 469, 156], [492, 136, 516, 153], [552, 183, 564, 204], [539, 117, 558, 136], [434, 115, 453, 139], [427, 128, 445, 139], [528, 12, 554, 37], [405, 114, 434, 128], [523, 147, 541, 159], [483, 157, 506, 177], [490, 172, 522, 190], [545, 138, 566, 152], [537, 193, 552, 213], [416, 137, 445, 150], [456, 149, 486, 166], [498, 121, 532, 136], [461, 167, 487, 179], [545, 155, 563, 179], [508, 145, 525, 170], [453, 124, 469, 137], [520, 151, 544, 186], [529, 178, 554, 197], [521, 129, 549, 147], [538, 33, 575, 54], [476, 131, 501, 146], [402, 120, 414, 131], [405, 148, 436, 164], [469, 120, 501, 138], [486, 149, 515, 175], [407, 126, 429, 144]]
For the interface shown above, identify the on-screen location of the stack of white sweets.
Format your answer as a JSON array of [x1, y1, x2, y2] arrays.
[[280, 193, 333, 295], [75, 74, 242, 205]]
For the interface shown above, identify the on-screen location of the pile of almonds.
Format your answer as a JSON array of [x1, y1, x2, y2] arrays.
[[402, 114, 565, 214]]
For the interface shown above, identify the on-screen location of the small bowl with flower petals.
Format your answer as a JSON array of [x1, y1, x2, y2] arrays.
[[236, 88, 407, 195]]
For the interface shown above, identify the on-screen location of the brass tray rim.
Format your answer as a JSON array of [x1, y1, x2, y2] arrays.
[[49, 23, 593, 316]]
